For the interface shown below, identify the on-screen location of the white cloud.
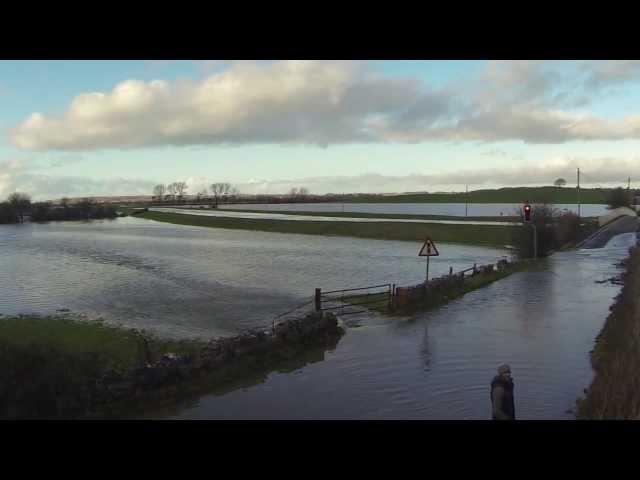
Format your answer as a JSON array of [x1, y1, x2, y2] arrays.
[[581, 60, 640, 89], [0, 159, 155, 201], [11, 60, 640, 152], [11, 61, 422, 151], [231, 156, 638, 194]]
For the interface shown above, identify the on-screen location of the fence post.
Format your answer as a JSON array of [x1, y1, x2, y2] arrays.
[[473, 263, 477, 274], [315, 288, 322, 312], [389, 284, 395, 311], [449, 266, 453, 276]]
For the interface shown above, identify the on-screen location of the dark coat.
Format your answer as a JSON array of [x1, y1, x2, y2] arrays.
[[491, 375, 515, 420]]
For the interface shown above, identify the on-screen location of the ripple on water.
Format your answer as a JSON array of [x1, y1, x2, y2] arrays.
[[1, 218, 630, 419]]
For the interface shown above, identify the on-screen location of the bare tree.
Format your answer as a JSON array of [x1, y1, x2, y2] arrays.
[[196, 189, 208, 203], [298, 187, 309, 199], [152, 184, 166, 202], [173, 181, 188, 201], [7, 192, 31, 223], [554, 178, 567, 188], [166, 183, 177, 201], [210, 183, 231, 206], [288, 188, 299, 199]]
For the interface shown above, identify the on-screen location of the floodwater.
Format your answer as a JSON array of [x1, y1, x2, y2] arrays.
[[220, 202, 608, 217], [152, 239, 635, 420], [150, 207, 521, 226], [0, 216, 631, 419], [0, 217, 506, 339]]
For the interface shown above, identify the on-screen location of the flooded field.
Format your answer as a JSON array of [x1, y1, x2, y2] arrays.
[[1, 216, 630, 419], [220, 202, 608, 217], [0, 217, 506, 338]]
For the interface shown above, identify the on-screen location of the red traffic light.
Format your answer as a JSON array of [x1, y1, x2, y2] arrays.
[[523, 204, 532, 222]]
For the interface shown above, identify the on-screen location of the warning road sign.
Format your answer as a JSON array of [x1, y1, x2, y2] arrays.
[[418, 237, 440, 257]]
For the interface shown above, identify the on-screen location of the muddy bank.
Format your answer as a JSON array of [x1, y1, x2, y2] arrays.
[[578, 245, 640, 419]]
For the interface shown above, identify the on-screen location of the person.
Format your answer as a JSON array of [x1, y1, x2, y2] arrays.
[[491, 364, 516, 420]]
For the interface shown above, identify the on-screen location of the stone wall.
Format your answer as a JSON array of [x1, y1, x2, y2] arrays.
[[89, 311, 343, 416]]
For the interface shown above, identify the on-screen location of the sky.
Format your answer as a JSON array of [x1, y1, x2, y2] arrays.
[[1, 60, 640, 201]]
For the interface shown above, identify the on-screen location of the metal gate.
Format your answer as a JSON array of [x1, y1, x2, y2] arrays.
[[315, 283, 392, 315]]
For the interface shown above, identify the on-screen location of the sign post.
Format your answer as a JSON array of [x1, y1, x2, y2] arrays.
[[418, 237, 440, 282], [523, 203, 536, 259]]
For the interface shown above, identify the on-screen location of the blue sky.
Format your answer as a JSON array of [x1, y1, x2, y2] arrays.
[[1, 60, 640, 200]]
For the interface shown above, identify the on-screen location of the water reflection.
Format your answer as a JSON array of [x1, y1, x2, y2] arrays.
[[1, 216, 632, 419], [220, 202, 609, 217], [420, 322, 432, 372], [0, 217, 507, 339], [163, 240, 631, 419]]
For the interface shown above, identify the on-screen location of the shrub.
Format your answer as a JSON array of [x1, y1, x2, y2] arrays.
[[512, 204, 558, 258], [606, 187, 631, 210], [554, 211, 581, 247]]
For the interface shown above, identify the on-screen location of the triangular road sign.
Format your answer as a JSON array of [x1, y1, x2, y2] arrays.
[[418, 237, 440, 256]]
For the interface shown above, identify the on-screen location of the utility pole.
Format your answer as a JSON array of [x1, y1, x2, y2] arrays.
[[465, 184, 468, 217], [577, 168, 581, 219]]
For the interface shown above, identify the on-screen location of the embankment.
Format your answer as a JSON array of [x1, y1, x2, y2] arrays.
[[0, 312, 343, 419], [344, 259, 525, 315], [578, 245, 640, 419], [135, 210, 516, 247]]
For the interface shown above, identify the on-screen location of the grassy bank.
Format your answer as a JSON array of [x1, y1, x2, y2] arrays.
[[0, 315, 202, 418], [135, 210, 517, 247], [577, 245, 640, 419], [0, 313, 345, 419]]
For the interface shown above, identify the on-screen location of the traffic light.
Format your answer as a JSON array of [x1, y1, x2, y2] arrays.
[[523, 204, 532, 222]]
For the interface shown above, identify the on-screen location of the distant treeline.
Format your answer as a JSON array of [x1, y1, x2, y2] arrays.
[[0, 193, 118, 224], [144, 187, 637, 206], [31, 200, 118, 222]]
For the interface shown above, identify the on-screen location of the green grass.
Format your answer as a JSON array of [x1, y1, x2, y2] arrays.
[[0, 314, 345, 418], [0, 315, 202, 371], [0, 315, 205, 418], [136, 210, 518, 247], [341, 186, 606, 204]]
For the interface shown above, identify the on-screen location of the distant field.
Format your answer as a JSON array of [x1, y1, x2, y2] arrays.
[[343, 187, 606, 204], [135, 210, 518, 247]]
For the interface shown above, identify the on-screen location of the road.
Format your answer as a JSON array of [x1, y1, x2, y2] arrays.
[[579, 215, 639, 249]]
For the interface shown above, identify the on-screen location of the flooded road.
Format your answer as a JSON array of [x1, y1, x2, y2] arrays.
[[0, 216, 632, 419], [151, 236, 635, 420]]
